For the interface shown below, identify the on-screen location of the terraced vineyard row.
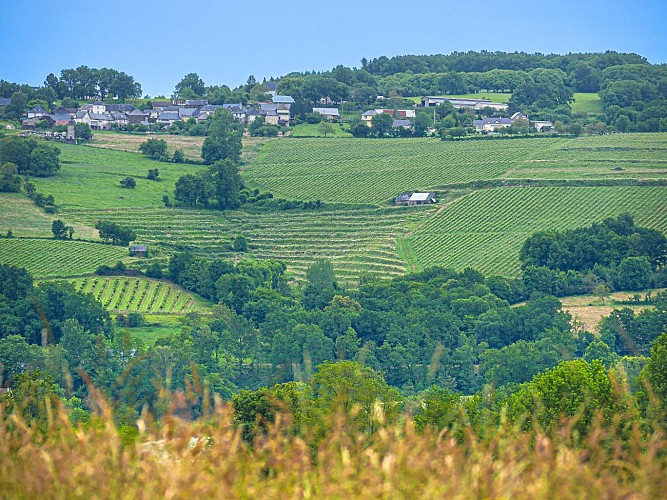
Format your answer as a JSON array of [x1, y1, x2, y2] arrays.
[[409, 186, 667, 277], [245, 137, 563, 203], [56, 277, 208, 314], [0, 239, 127, 278], [61, 206, 436, 284]]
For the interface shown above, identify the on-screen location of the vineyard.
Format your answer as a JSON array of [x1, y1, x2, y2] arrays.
[[61, 206, 435, 284], [9, 132, 667, 286], [408, 185, 667, 276], [244, 137, 563, 203], [506, 133, 667, 180], [0, 238, 128, 278], [54, 277, 209, 314]]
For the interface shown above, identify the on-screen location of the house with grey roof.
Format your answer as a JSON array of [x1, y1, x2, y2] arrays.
[[313, 107, 341, 120], [92, 101, 106, 114], [157, 111, 181, 125], [178, 107, 198, 121], [75, 110, 126, 130], [473, 117, 512, 133], [105, 103, 134, 113], [51, 113, 72, 126], [272, 95, 295, 104], [392, 119, 412, 129], [127, 108, 148, 125], [27, 105, 47, 118], [185, 99, 208, 107], [531, 120, 554, 132], [245, 108, 264, 123]]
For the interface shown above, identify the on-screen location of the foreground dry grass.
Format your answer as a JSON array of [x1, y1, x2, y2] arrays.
[[1, 400, 665, 499]]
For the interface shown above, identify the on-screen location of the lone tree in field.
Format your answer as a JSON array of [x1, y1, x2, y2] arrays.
[[120, 177, 136, 189], [317, 121, 334, 137], [201, 109, 243, 165], [51, 219, 73, 239], [138, 138, 168, 161]]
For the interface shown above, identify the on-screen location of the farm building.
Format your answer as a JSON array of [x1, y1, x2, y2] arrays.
[[473, 117, 512, 133], [395, 192, 413, 205], [362, 109, 416, 126], [313, 107, 341, 120], [408, 193, 436, 205], [129, 245, 148, 257], [395, 192, 436, 205], [421, 96, 508, 111]]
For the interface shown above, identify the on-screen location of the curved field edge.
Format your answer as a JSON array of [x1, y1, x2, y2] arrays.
[[44, 276, 210, 314], [407, 185, 667, 277], [0, 238, 128, 278]]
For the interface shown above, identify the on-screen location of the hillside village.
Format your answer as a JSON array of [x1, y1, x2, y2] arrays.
[[16, 95, 297, 131], [8, 92, 554, 136]]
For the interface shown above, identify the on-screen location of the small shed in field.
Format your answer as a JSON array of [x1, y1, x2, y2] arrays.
[[408, 192, 436, 205], [129, 245, 148, 257]]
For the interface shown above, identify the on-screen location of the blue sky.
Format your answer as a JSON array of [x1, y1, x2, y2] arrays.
[[1, 0, 665, 97]]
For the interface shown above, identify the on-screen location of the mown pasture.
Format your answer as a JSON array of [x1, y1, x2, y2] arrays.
[[408, 185, 667, 276], [290, 123, 352, 138], [58, 276, 209, 314], [0, 238, 128, 278], [29, 144, 201, 210], [571, 92, 604, 115]]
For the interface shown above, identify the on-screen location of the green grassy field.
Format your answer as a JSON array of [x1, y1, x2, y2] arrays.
[[0, 193, 99, 239], [58, 276, 209, 313], [0, 238, 128, 278], [571, 93, 603, 115], [122, 323, 182, 346], [408, 185, 667, 276], [245, 137, 563, 204], [290, 123, 352, 138], [29, 144, 201, 210]]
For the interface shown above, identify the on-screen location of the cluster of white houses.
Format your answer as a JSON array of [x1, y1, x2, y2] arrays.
[[421, 96, 553, 133], [361, 108, 417, 128], [473, 112, 553, 133], [20, 95, 300, 131]]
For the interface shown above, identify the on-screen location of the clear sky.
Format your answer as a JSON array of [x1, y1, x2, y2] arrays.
[[1, 0, 665, 97]]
